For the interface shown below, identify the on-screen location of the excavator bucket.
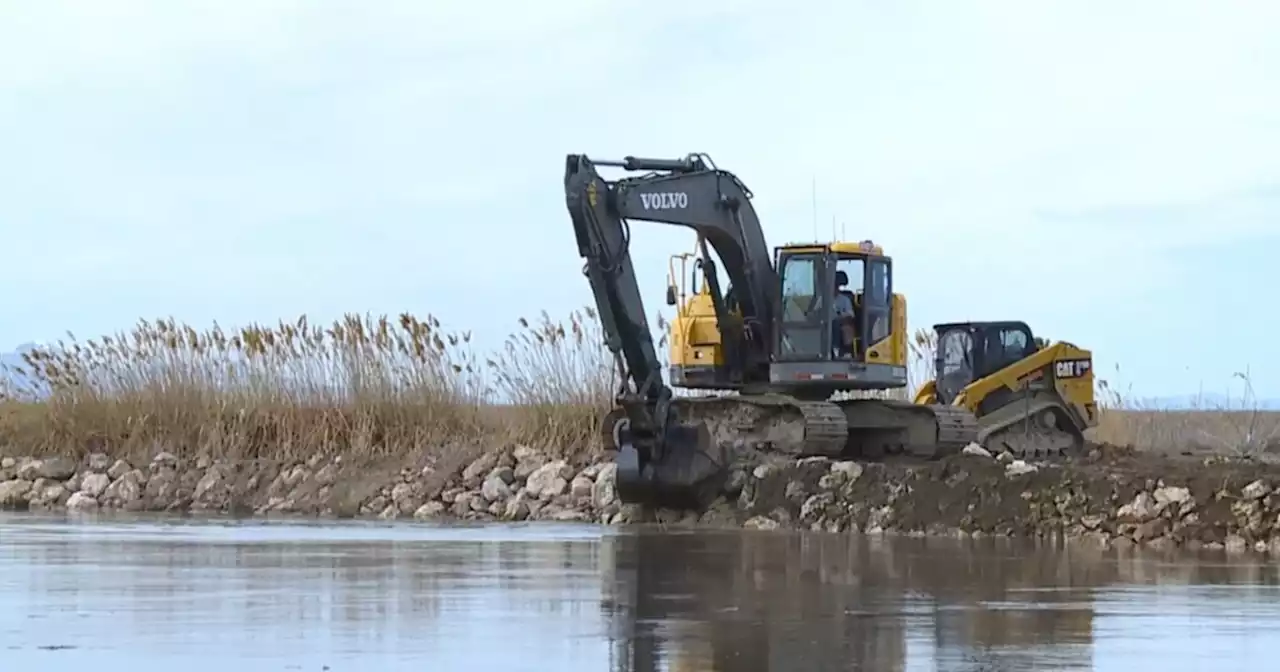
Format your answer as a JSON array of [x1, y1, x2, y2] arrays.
[[613, 418, 727, 511]]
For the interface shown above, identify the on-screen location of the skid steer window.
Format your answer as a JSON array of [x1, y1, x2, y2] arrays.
[[937, 329, 974, 403], [1000, 329, 1029, 358]]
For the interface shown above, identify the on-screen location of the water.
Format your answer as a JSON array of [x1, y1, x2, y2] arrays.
[[2, 514, 1279, 671]]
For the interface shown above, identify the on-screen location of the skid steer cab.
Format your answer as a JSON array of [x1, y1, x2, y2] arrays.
[[915, 320, 1099, 453]]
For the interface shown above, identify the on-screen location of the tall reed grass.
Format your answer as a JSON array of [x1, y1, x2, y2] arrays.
[[0, 307, 1272, 463], [0, 308, 616, 464]]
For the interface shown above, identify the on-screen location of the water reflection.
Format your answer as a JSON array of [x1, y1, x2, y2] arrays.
[[601, 529, 1280, 672], [2, 514, 1280, 670]]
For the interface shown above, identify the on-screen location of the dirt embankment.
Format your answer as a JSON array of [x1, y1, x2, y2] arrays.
[[3, 443, 1280, 553]]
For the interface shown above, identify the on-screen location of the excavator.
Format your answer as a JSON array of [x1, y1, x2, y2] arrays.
[[564, 152, 1097, 510]]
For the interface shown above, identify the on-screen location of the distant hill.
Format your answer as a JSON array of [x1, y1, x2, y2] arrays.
[[1133, 393, 1280, 412], [0, 342, 52, 398]]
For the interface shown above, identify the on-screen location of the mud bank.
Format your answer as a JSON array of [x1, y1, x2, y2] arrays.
[[4, 444, 1280, 553]]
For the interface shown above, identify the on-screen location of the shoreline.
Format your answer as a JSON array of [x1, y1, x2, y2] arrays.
[[5, 442, 1280, 554]]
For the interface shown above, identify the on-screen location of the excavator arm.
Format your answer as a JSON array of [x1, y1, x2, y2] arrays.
[[563, 152, 776, 507]]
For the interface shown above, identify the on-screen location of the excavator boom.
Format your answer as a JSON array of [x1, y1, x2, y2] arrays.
[[565, 153, 781, 507]]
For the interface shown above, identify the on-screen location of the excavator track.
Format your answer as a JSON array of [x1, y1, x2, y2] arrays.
[[671, 394, 851, 459], [599, 394, 982, 465], [832, 398, 979, 460]]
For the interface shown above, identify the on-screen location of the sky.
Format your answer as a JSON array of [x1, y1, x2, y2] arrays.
[[1, 0, 1277, 403]]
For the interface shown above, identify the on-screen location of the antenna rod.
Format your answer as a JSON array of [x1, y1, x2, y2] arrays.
[[811, 176, 817, 241]]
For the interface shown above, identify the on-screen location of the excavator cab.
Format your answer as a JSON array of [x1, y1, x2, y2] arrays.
[[769, 240, 909, 396]]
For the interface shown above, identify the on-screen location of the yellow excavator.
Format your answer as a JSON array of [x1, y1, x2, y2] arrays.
[[564, 152, 1097, 510]]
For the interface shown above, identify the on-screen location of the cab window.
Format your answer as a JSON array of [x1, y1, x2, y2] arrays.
[[998, 327, 1030, 360], [780, 255, 821, 322]]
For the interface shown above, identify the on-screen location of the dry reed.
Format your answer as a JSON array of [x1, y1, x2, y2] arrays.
[[0, 309, 1273, 465]]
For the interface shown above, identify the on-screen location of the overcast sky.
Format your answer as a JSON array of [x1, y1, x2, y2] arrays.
[[1, 0, 1277, 401]]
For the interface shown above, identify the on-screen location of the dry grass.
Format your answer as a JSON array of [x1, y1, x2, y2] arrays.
[[0, 308, 617, 465], [1092, 365, 1280, 456], [1, 309, 1274, 466]]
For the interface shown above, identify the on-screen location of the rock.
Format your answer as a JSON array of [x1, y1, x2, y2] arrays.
[[593, 463, 618, 509], [1118, 492, 1157, 523], [504, 496, 531, 521], [65, 491, 99, 511], [829, 461, 863, 483], [488, 466, 515, 485], [525, 460, 571, 499], [1225, 534, 1249, 553], [1080, 514, 1104, 530], [550, 509, 590, 522], [569, 476, 594, 500], [512, 445, 541, 462], [469, 494, 489, 512], [0, 457, 14, 469], [743, 516, 779, 531], [152, 451, 178, 468], [1005, 460, 1038, 477], [390, 483, 415, 506], [996, 451, 1015, 464], [84, 453, 110, 474], [1134, 518, 1169, 541], [800, 493, 835, 523], [77, 473, 111, 498], [145, 469, 179, 504], [579, 464, 603, 481], [1243, 480, 1272, 500], [962, 443, 993, 458], [752, 464, 777, 480], [462, 453, 499, 486], [513, 446, 547, 480], [481, 476, 512, 503], [193, 469, 224, 502], [284, 465, 310, 489], [450, 493, 474, 517], [36, 456, 77, 481], [0, 480, 32, 507], [413, 501, 446, 519], [102, 470, 145, 505], [723, 468, 747, 496], [36, 484, 68, 506], [1153, 486, 1192, 510], [107, 460, 132, 480], [866, 505, 893, 532], [314, 463, 340, 486], [364, 495, 389, 515], [15, 459, 42, 481]]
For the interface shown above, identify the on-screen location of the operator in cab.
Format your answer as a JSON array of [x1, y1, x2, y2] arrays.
[[833, 270, 857, 358]]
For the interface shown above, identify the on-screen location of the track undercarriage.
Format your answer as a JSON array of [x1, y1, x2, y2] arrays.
[[602, 392, 1087, 508]]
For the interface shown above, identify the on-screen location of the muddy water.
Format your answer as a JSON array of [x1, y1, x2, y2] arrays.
[[2, 516, 1279, 672]]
